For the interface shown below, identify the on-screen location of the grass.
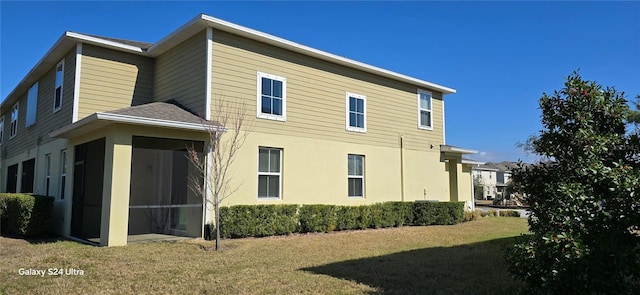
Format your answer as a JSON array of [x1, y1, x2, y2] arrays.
[[1, 217, 528, 294]]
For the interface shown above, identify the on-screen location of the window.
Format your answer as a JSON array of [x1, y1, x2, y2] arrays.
[[418, 89, 432, 129], [348, 154, 364, 197], [257, 72, 286, 121], [258, 147, 282, 199], [26, 82, 38, 127], [60, 150, 67, 199], [0, 118, 4, 145], [10, 103, 18, 138], [45, 154, 51, 196], [346, 92, 366, 132], [54, 60, 64, 112]]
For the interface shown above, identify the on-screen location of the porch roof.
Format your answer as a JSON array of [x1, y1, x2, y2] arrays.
[[49, 102, 223, 138]]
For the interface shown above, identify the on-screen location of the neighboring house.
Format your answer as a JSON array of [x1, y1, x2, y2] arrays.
[[471, 161, 515, 200], [0, 14, 478, 246]]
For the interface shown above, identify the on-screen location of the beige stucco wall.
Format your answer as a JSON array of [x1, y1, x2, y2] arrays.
[[0, 138, 70, 235], [219, 131, 453, 209]]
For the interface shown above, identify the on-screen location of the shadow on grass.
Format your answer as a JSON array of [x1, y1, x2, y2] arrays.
[[302, 237, 522, 295]]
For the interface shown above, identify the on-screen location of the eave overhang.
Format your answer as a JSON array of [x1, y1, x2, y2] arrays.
[[49, 112, 224, 139], [4, 14, 456, 113], [440, 145, 478, 155], [461, 159, 485, 165]]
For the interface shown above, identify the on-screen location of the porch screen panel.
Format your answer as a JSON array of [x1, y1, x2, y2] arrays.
[[128, 137, 204, 238]]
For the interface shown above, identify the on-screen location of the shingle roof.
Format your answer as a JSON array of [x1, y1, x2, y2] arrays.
[[105, 102, 205, 125], [82, 33, 153, 49]]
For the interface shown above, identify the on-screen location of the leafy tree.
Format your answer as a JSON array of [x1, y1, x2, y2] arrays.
[[506, 72, 640, 294], [628, 95, 640, 125]]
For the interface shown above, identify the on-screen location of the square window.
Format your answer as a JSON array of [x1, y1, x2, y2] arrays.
[[418, 90, 432, 129], [257, 72, 286, 121], [54, 60, 64, 112], [10, 103, 18, 138], [348, 154, 364, 197], [258, 147, 282, 199], [26, 83, 38, 127], [346, 92, 366, 132]]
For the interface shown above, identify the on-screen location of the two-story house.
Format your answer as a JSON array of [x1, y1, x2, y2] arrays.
[[1, 14, 477, 246], [471, 162, 514, 200]]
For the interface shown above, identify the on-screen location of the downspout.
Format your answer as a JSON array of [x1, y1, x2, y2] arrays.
[[400, 135, 405, 202]]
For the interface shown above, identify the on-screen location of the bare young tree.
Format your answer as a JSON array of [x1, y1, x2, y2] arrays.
[[187, 97, 249, 251]]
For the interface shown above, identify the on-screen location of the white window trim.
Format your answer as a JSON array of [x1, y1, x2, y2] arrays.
[[60, 150, 67, 200], [10, 103, 19, 139], [45, 154, 52, 196], [26, 82, 39, 128], [54, 59, 65, 113], [345, 92, 367, 133], [256, 71, 286, 122], [257, 147, 282, 200], [417, 89, 433, 130], [348, 154, 365, 198]]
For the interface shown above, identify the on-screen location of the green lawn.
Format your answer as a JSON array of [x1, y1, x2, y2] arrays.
[[1, 217, 528, 294]]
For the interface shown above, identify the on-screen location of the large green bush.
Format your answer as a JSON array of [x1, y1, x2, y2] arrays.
[[298, 205, 337, 233], [218, 205, 298, 238], [0, 194, 54, 237], [217, 201, 464, 238], [413, 201, 464, 225], [506, 73, 640, 293]]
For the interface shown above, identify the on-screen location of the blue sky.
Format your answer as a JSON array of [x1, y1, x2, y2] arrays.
[[1, 1, 639, 163]]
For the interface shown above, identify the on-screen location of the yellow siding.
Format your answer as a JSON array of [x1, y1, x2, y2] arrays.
[[3, 49, 75, 159], [154, 30, 207, 116], [78, 44, 154, 119], [211, 29, 444, 152]]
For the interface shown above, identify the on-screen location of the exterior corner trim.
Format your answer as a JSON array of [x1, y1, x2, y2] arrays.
[[205, 27, 213, 121], [72, 43, 82, 123]]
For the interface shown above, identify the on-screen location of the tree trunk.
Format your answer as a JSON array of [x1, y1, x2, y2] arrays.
[[214, 200, 220, 251]]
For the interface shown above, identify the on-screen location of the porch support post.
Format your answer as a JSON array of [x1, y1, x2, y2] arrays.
[[447, 159, 459, 202], [100, 130, 132, 246]]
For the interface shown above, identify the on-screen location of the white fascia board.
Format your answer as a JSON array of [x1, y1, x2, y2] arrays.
[[95, 113, 226, 132], [49, 113, 99, 137], [146, 14, 205, 53], [462, 159, 485, 165], [50, 112, 226, 138], [65, 32, 144, 54], [2, 33, 70, 110], [198, 15, 456, 94], [440, 145, 478, 154]]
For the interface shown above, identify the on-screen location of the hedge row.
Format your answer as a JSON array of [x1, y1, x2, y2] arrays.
[[217, 201, 464, 238], [0, 194, 54, 238]]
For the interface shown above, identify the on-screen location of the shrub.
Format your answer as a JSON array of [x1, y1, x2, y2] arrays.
[[413, 201, 464, 226], [464, 210, 480, 222], [487, 209, 498, 217], [499, 210, 520, 217], [368, 203, 384, 229], [0, 194, 54, 238], [218, 205, 298, 238], [335, 206, 359, 231], [298, 205, 337, 233]]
